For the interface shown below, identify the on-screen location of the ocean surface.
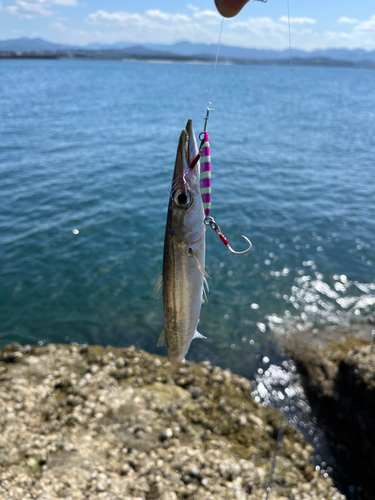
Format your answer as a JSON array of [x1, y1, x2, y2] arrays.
[[1, 60, 375, 441]]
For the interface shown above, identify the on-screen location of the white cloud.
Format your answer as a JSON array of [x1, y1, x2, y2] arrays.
[[187, 4, 199, 12], [279, 16, 316, 25], [193, 10, 221, 25], [50, 21, 66, 32], [144, 10, 191, 24], [87, 11, 141, 25], [52, 0, 76, 4], [87, 9, 191, 26], [4, 3, 374, 52], [319, 16, 375, 50], [86, 9, 220, 45], [6, 5, 21, 15], [229, 17, 290, 48], [4, 0, 77, 19], [355, 15, 375, 32], [16, 1, 52, 16], [83, 9, 375, 50], [338, 17, 358, 24], [229, 14, 375, 51]]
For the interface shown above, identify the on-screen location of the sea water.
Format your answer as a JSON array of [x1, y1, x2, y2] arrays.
[[1, 59, 375, 380]]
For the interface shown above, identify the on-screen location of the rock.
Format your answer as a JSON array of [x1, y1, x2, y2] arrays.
[[0, 342, 345, 500], [287, 331, 375, 500], [96, 472, 108, 492], [161, 492, 177, 500], [26, 457, 40, 473], [160, 428, 173, 441], [218, 460, 241, 481], [237, 415, 247, 426]]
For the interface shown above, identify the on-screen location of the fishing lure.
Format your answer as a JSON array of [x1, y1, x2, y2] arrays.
[[189, 108, 252, 255], [199, 131, 211, 217]]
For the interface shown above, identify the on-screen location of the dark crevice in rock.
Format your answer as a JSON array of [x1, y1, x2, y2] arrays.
[[288, 336, 375, 500]]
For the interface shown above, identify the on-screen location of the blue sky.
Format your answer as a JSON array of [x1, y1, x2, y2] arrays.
[[0, 0, 374, 50]]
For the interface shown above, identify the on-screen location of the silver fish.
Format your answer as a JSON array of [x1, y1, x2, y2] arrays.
[[153, 119, 208, 363]]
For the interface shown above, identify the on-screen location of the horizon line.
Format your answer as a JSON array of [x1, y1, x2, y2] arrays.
[[0, 36, 373, 54]]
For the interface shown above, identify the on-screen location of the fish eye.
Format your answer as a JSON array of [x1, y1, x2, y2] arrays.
[[177, 192, 188, 204], [173, 189, 191, 209]]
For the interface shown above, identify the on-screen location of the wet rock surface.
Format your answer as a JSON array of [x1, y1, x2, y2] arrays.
[[0, 343, 345, 500], [286, 331, 375, 500]]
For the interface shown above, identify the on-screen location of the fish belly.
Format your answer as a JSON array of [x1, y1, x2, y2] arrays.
[[163, 240, 204, 363]]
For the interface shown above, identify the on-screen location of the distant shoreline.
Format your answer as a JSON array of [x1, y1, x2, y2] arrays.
[[1, 52, 374, 69]]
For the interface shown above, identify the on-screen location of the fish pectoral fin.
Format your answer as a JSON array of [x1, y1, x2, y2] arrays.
[[157, 328, 167, 347], [188, 248, 211, 279], [202, 276, 209, 303], [193, 331, 207, 340], [151, 275, 163, 300]]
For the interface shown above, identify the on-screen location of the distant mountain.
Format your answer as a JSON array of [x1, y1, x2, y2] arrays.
[[111, 45, 175, 57], [0, 37, 76, 52], [81, 45, 180, 59], [306, 48, 375, 62], [85, 42, 135, 50], [143, 42, 375, 63], [143, 41, 298, 60], [1, 37, 375, 64]]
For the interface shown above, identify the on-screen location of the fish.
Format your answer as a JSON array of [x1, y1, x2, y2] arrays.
[[152, 119, 209, 363]]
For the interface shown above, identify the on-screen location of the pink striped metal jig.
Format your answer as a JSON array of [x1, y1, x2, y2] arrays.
[[199, 132, 211, 217], [189, 108, 252, 255]]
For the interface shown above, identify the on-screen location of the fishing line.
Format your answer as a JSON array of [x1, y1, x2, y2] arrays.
[[184, 17, 252, 255], [286, 0, 300, 333], [207, 18, 224, 110], [265, 417, 286, 500], [286, 0, 299, 317], [171, 20, 225, 205], [265, 3, 296, 498], [287, 0, 295, 165]]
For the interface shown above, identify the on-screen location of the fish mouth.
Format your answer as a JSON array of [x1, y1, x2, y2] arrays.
[[186, 119, 200, 171], [172, 129, 189, 186], [172, 120, 199, 188]]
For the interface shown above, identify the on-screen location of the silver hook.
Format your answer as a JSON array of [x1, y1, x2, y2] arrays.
[[204, 216, 252, 255], [227, 235, 252, 255]]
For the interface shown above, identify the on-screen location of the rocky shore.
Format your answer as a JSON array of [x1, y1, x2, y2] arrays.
[[0, 343, 344, 500], [285, 325, 375, 500]]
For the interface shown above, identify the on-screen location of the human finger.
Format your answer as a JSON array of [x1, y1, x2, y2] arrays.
[[214, 0, 250, 18]]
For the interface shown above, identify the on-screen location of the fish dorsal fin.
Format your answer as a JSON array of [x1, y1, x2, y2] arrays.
[[193, 331, 207, 340], [151, 275, 163, 300], [188, 248, 211, 279], [157, 328, 166, 347]]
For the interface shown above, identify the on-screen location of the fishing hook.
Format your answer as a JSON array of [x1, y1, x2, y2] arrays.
[[227, 235, 252, 255], [204, 216, 252, 255]]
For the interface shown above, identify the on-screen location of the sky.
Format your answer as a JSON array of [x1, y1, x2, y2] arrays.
[[0, 0, 374, 51]]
